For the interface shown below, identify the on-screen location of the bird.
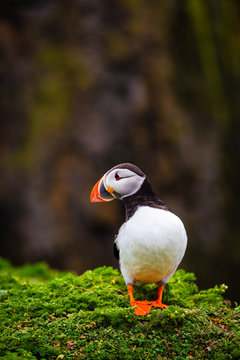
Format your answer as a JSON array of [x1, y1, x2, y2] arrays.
[[90, 163, 187, 316]]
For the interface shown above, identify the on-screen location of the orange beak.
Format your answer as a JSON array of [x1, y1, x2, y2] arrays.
[[90, 178, 105, 202], [90, 177, 115, 202]]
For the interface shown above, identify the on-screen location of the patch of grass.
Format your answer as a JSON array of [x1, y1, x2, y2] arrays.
[[0, 258, 239, 359]]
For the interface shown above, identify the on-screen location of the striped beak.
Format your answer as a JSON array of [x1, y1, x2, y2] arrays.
[[90, 177, 115, 202]]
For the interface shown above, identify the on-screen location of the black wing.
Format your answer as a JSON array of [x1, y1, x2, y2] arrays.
[[113, 242, 119, 260]]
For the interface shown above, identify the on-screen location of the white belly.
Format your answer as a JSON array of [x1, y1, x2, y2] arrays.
[[115, 206, 187, 285]]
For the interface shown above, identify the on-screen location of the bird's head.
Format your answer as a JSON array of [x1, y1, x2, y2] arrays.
[[90, 163, 146, 202]]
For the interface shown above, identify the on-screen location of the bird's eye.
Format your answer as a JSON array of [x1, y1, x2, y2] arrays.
[[115, 173, 120, 180]]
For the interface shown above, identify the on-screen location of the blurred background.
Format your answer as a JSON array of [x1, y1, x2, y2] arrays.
[[0, 0, 239, 302]]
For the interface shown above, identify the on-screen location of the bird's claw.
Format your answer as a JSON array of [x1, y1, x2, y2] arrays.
[[151, 301, 168, 309]]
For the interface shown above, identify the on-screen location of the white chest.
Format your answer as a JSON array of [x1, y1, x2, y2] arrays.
[[115, 206, 187, 285]]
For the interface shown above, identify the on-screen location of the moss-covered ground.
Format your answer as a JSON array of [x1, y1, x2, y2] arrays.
[[0, 257, 239, 360]]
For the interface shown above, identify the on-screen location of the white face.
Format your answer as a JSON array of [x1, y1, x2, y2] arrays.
[[104, 168, 145, 199]]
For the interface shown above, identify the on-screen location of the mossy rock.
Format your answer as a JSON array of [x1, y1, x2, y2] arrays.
[[0, 258, 239, 359]]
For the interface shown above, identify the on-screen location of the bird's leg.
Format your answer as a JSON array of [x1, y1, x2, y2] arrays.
[[151, 285, 168, 309], [127, 285, 152, 316]]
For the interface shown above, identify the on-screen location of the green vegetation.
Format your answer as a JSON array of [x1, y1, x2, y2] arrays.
[[0, 258, 239, 359]]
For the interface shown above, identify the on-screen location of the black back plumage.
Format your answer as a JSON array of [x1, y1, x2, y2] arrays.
[[122, 178, 169, 220]]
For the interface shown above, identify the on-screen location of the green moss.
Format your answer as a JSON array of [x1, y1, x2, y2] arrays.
[[0, 258, 239, 359]]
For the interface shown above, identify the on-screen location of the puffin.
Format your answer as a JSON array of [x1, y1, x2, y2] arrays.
[[90, 163, 187, 316]]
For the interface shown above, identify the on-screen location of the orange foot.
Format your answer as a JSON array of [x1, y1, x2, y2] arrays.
[[151, 285, 168, 309], [151, 300, 168, 309], [131, 300, 152, 316], [127, 284, 168, 316]]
